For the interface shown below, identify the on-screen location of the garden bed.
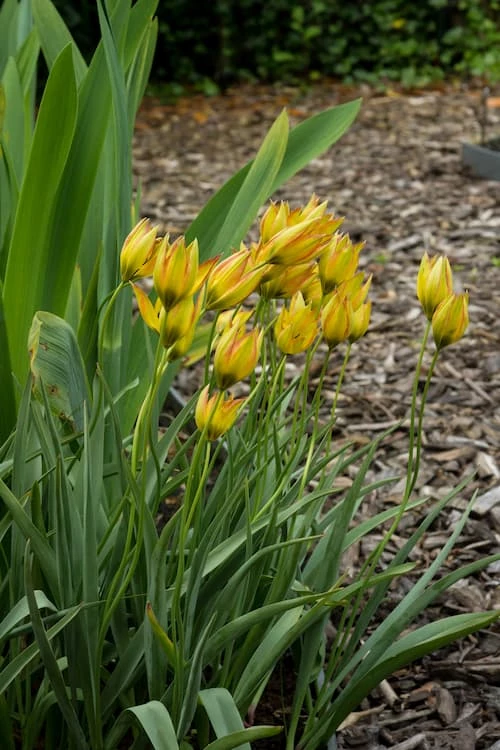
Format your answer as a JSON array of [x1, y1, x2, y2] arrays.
[[133, 83, 500, 749]]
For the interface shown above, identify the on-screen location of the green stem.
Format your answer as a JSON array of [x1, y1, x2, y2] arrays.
[[331, 342, 351, 424], [97, 281, 126, 364], [403, 320, 431, 504]]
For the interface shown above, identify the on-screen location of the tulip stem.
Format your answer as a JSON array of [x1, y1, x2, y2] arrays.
[[403, 320, 431, 504], [98, 281, 126, 365]]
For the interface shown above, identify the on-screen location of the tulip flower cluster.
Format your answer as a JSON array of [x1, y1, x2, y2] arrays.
[[118, 196, 376, 440], [416, 252, 469, 349], [118, 207, 469, 447], [118, 204, 463, 451]]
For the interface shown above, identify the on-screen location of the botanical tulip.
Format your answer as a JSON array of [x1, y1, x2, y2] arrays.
[[337, 272, 372, 311], [416, 252, 453, 320], [216, 309, 254, 336], [195, 386, 245, 441], [320, 290, 352, 348], [432, 292, 469, 349], [154, 236, 200, 310], [274, 292, 318, 354], [160, 295, 201, 349], [318, 234, 363, 294], [260, 217, 337, 266], [214, 324, 263, 389], [205, 246, 267, 310], [348, 301, 371, 342], [260, 261, 317, 300], [120, 218, 159, 282], [260, 201, 290, 244]]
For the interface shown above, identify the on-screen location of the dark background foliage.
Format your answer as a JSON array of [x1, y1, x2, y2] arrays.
[[54, 0, 500, 89]]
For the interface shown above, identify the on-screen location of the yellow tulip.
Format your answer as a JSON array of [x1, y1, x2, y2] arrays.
[[318, 234, 364, 294], [416, 252, 453, 320], [120, 218, 159, 282], [213, 324, 263, 389], [205, 247, 267, 311], [154, 236, 200, 310], [274, 292, 318, 354], [160, 295, 201, 349], [348, 301, 371, 342], [195, 386, 245, 441], [432, 292, 469, 349], [320, 290, 352, 349]]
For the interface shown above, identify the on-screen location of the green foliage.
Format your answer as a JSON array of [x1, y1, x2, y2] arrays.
[[42, 0, 500, 86], [1, 3, 498, 749]]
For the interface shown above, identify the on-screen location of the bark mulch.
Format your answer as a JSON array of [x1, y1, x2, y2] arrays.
[[133, 81, 500, 750]]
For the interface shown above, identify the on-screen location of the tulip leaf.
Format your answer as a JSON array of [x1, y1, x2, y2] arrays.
[[309, 611, 500, 747], [200, 688, 282, 750], [29, 311, 90, 432], [32, 0, 87, 82], [105, 701, 179, 750], [0, 285, 16, 443], [187, 98, 361, 261], [3, 43, 77, 396], [208, 109, 289, 256]]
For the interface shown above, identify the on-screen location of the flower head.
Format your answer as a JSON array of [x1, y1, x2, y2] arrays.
[[160, 295, 201, 350], [213, 324, 263, 389], [320, 290, 352, 349], [154, 236, 200, 310], [205, 246, 267, 310], [259, 216, 341, 266], [259, 261, 317, 300], [120, 218, 159, 282], [432, 292, 469, 349], [318, 234, 364, 294], [195, 386, 245, 441], [417, 253, 453, 320], [348, 301, 371, 342], [337, 272, 372, 311], [274, 292, 318, 355]]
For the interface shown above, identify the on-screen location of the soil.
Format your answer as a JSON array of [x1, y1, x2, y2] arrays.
[[133, 81, 500, 750]]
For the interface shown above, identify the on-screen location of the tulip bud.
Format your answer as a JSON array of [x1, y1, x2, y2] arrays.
[[259, 261, 317, 300], [195, 386, 245, 441], [216, 309, 254, 336], [160, 295, 201, 349], [260, 201, 290, 244], [261, 217, 337, 266], [302, 272, 323, 311], [154, 236, 199, 310], [320, 290, 352, 348], [205, 247, 267, 311], [348, 301, 371, 342], [274, 292, 318, 354], [120, 219, 159, 282], [432, 292, 469, 349], [318, 234, 364, 294], [213, 325, 263, 389], [416, 253, 453, 320], [337, 272, 372, 311]]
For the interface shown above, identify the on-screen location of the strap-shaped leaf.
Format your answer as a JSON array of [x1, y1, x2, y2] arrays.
[[3, 44, 77, 393], [200, 687, 282, 750], [29, 311, 90, 432], [187, 98, 361, 261]]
